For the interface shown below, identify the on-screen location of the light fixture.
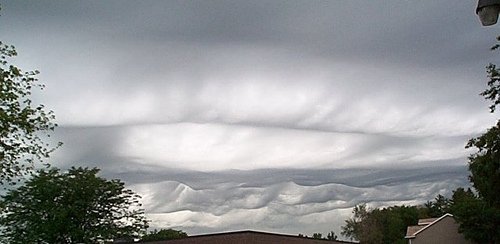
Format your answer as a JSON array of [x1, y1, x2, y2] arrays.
[[477, 0, 500, 26]]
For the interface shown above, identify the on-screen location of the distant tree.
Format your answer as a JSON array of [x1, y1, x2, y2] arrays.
[[326, 231, 338, 241], [422, 194, 450, 218], [0, 167, 148, 243], [141, 228, 188, 242], [341, 204, 419, 244], [0, 40, 60, 185], [312, 233, 323, 239], [300, 231, 338, 241]]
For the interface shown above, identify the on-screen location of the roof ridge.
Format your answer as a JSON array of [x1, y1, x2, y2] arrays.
[[405, 213, 453, 239], [140, 230, 355, 243]]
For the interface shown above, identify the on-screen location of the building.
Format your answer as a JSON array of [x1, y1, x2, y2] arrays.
[[140, 230, 354, 244], [404, 213, 473, 244]]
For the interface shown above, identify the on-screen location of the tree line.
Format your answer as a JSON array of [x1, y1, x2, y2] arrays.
[[298, 231, 339, 241], [339, 189, 486, 244]]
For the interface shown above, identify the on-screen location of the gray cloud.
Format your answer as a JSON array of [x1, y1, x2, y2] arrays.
[[48, 123, 472, 235], [2, 1, 496, 135], [122, 165, 469, 235]]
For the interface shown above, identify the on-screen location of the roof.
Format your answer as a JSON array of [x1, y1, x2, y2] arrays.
[[405, 213, 454, 239], [405, 225, 426, 237], [139, 230, 356, 244], [418, 217, 439, 225]]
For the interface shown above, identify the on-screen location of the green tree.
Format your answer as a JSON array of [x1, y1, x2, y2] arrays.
[[341, 204, 419, 244], [300, 230, 338, 241], [473, 36, 500, 208], [466, 121, 500, 209], [141, 228, 188, 242], [341, 204, 368, 242], [0, 40, 59, 185], [0, 167, 148, 243], [312, 233, 323, 239], [326, 231, 338, 241], [451, 37, 500, 243], [422, 194, 450, 218], [449, 187, 499, 243], [482, 36, 500, 113], [457, 120, 500, 243], [341, 204, 385, 243]]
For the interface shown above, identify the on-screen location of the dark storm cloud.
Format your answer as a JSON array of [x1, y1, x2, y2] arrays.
[[110, 162, 468, 189], [2, 0, 495, 134], [2, 1, 494, 67], [59, 0, 488, 66]]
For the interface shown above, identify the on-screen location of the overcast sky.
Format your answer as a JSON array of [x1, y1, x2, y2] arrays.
[[1, 0, 498, 238]]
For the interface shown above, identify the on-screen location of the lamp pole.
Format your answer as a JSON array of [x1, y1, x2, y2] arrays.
[[477, 0, 500, 26]]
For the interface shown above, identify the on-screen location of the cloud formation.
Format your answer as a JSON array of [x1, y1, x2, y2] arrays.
[[123, 165, 470, 235], [0, 0, 495, 237]]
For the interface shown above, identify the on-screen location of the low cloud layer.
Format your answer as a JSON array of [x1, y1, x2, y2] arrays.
[[123, 165, 469, 235], [49, 124, 473, 235]]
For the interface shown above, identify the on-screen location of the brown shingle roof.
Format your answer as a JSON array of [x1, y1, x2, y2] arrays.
[[406, 225, 426, 237], [140, 230, 355, 244], [418, 217, 439, 225], [405, 213, 454, 239]]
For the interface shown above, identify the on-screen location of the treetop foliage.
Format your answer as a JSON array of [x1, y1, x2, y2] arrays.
[[0, 167, 149, 243], [451, 36, 500, 243], [466, 120, 500, 208], [0, 40, 60, 184], [341, 203, 421, 244], [141, 228, 188, 242], [298, 231, 338, 241]]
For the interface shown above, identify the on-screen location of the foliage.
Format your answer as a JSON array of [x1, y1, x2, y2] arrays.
[[0, 167, 148, 243], [298, 231, 338, 241], [341, 204, 368, 242], [483, 64, 500, 113], [484, 36, 500, 113], [449, 188, 500, 243], [475, 37, 500, 206], [141, 228, 188, 242], [459, 119, 500, 243], [326, 231, 338, 241], [312, 233, 323, 239], [0, 41, 60, 184], [466, 121, 500, 208], [421, 194, 451, 218], [452, 38, 500, 243], [341, 204, 419, 244]]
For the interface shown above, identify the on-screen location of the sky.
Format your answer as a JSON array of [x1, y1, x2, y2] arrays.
[[1, 0, 499, 238]]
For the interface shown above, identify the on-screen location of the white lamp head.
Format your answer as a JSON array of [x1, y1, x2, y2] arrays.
[[477, 0, 500, 26]]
